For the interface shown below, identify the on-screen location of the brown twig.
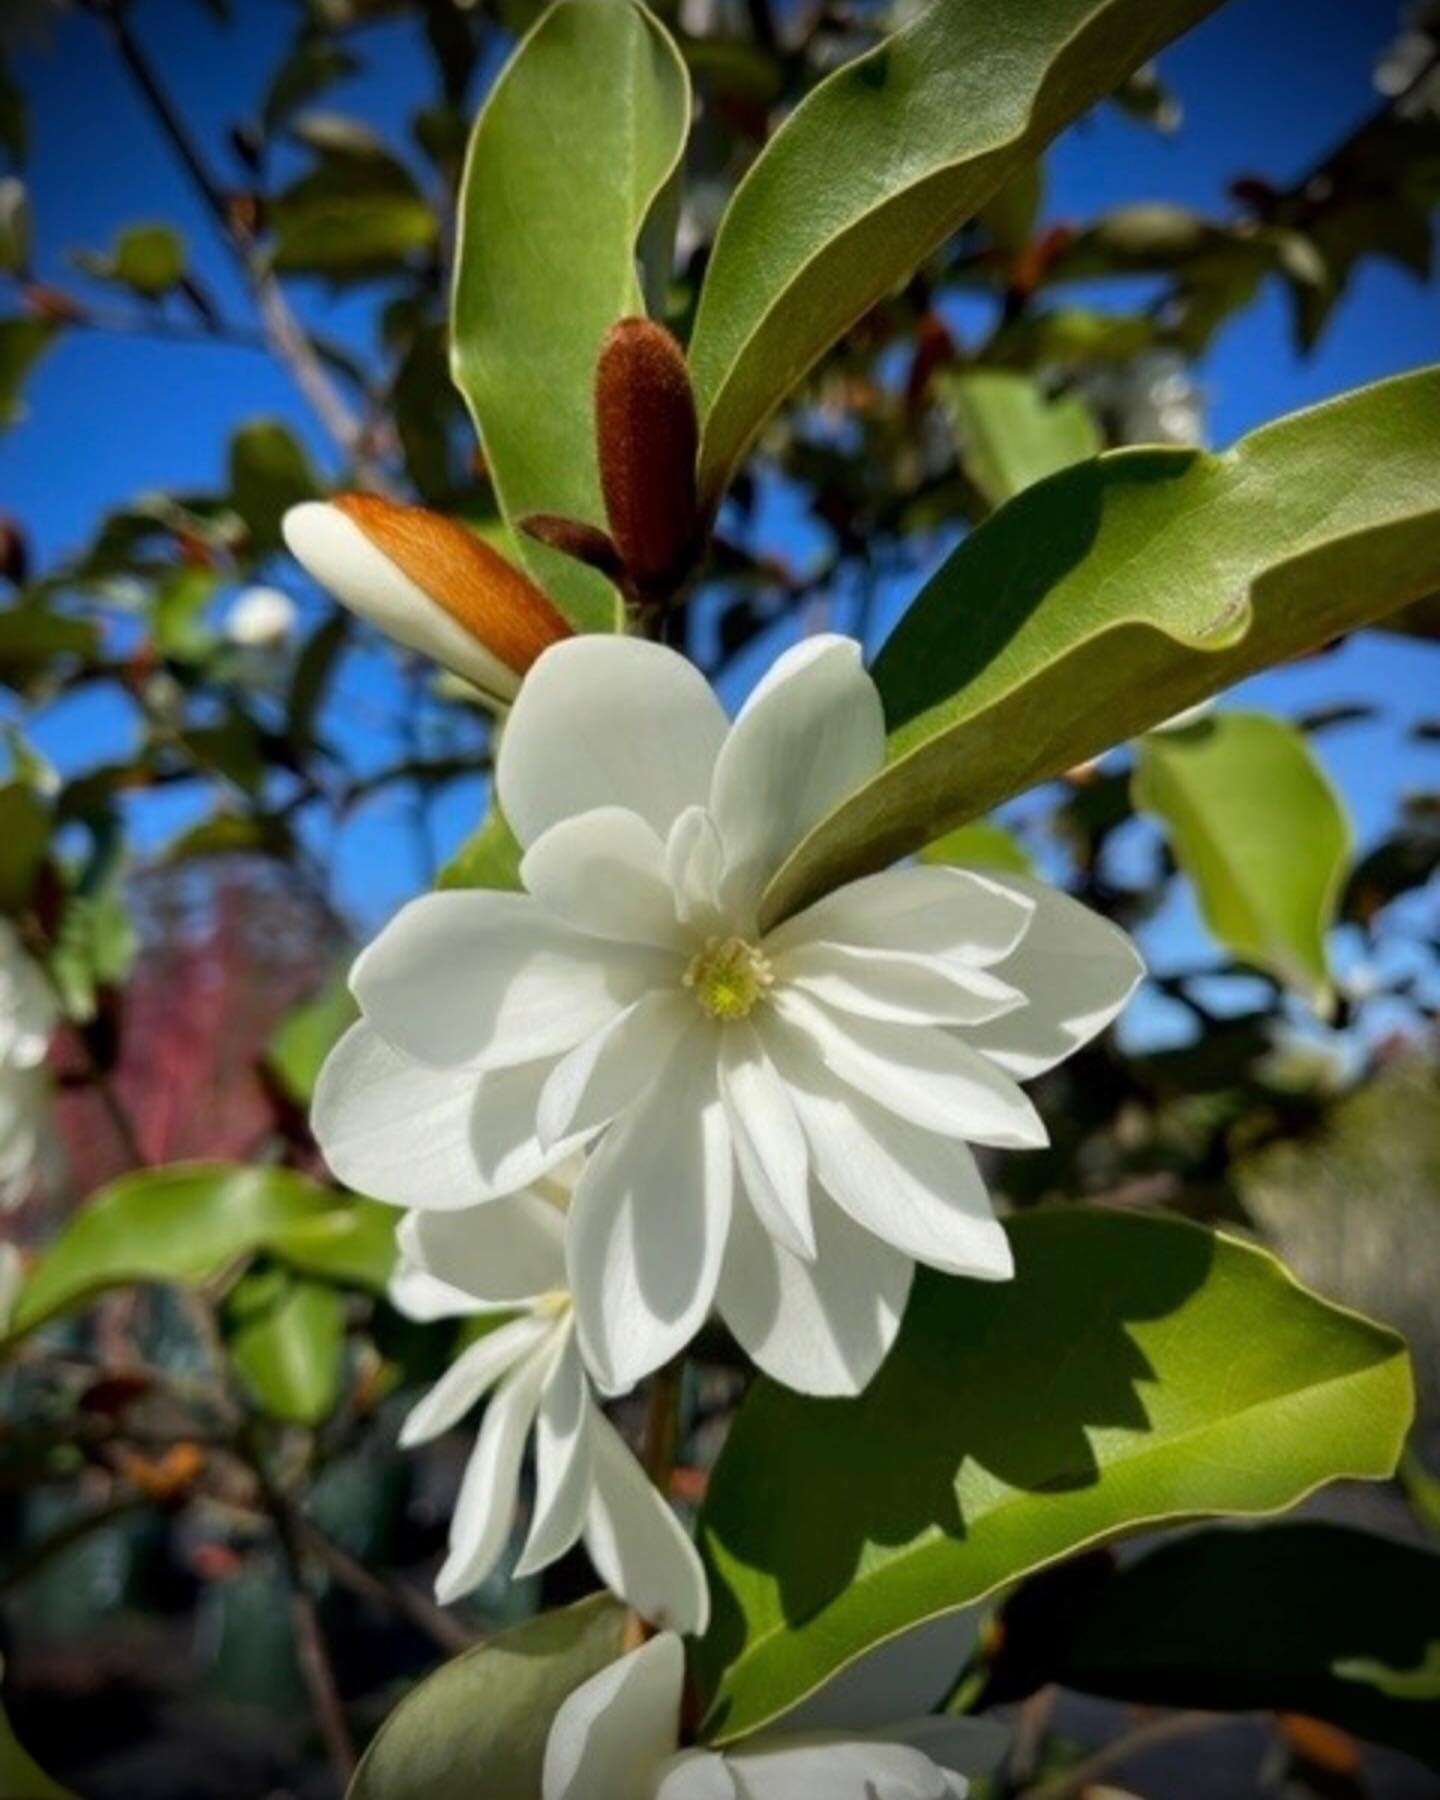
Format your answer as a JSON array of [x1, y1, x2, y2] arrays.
[[1023, 1709, 1226, 1798], [300, 1518, 479, 1658], [622, 1359, 686, 1651]]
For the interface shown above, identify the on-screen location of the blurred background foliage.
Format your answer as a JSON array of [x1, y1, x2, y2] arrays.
[[0, 0, 1436, 1795]]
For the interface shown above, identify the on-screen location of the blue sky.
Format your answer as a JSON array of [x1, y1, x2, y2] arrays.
[[1, 0, 1436, 1015]]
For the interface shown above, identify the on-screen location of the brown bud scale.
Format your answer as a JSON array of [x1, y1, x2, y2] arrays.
[[595, 317, 700, 595], [334, 493, 572, 675]]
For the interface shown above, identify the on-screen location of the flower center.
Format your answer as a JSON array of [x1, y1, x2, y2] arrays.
[[683, 935, 773, 1021]]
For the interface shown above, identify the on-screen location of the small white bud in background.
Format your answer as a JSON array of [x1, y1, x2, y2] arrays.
[[226, 585, 298, 650]]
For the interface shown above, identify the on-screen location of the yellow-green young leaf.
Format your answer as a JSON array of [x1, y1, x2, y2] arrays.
[[940, 370, 1100, 508], [3, 1163, 393, 1346], [266, 971, 357, 1106], [348, 1595, 626, 1800], [227, 1269, 346, 1425], [695, 1209, 1412, 1742], [687, 0, 1223, 508], [451, 0, 689, 631], [919, 817, 1033, 875], [983, 1523, 1440, 1769], [759, 366, 1440, 928], [1134, 711, 1350, 1010], [436, 803, 523, 892]]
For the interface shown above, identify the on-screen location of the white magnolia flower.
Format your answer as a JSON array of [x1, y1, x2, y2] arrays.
[[543, 1631, 1002, 1800], [317, 635, 1142, 1397], [390, 1176, 708, 1631], [225, 585, 298, 649], [0, 1241, 22, 1332], [0, 921, 57, 1209]]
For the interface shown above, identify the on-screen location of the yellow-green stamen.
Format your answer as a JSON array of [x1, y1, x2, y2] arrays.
[[683, 935, 774, 1021]]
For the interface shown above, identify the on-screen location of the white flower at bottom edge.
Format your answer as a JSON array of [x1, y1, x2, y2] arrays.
[[542, 1632, 1004, 1800], [317, 633, 1144, 1403], [0, 919, 56, 1072], [389, 1176, 708, 1634], [0, 1060, 54, 1209]]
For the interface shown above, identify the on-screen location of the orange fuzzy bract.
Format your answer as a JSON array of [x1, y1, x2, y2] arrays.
[[334, 493, 573, 673]]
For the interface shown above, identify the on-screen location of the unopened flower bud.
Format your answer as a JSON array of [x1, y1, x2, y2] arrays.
[[226, 585, 297, 650], [595, 317, 700, 595], [282, 495, 572, 703]]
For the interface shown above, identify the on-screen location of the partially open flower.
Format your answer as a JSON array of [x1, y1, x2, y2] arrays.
[[282, 494, 572, 704]]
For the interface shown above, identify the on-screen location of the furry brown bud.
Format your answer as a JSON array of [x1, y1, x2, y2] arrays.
[[595, 317, 700, 596]]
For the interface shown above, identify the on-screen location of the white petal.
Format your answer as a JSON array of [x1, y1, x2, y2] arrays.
[[716, 1187, 910, 1397], [283, 501, 519, 700], [501, 637, 728, 847], [567, 1030, 732, 1392], [522, 808, 687, 949], [655, 1751, 740, 1799], [774, 942, 1025, 1028], [765, 1017, 1012, 1281], [768, 865, 1033, 968], [542, 1632, 684, 1800], [516, 1323, 594, 1577], [727, 1736, 958, 1800], [538, 991, 693, 1150], [775, 992, 1046, 1150], [716, 1025, 813, 1260], [389, 1256, 493, 1322], [583, 1406, 710, 1634], [400, 1191, 566, 1306], [960, 876, 1144, 1078], [398, 1314, 552, 1448], [434, 1342, 551, 1604], [352, 889, 676, 1071], [469, 1060, 595, 1195], [313, 1021, 487, 1209], [666, 806, 727, 931], [710, 637, 884, 921]]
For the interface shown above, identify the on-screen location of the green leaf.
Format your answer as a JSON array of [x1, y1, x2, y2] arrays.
[[0, 1683, 75, 1800], [451, 0, 690, 631], [984, 1523, 1440, 1768], [269, 130, 437, 280], [0, 602, 96, 690], [74, 223, 186, 299], [919, 818, 1033, 876], [759, 366, 1440, 927], [687, 0, 1222, 507], [0, 317, 57, 431], [49, 887, 136, 1023], [151, 564, 220, 659], [266, 972, 357, 1106], [229, 418, 320, 553], [348, 1594, 626, 1800], [436, 803, 524, 892], [0, 780, 49, 913], [0, 54, 27, 168], [228, 1268, 346, 1425], [695, 1208, 1412, 1742], [940, 370, 1100, 508], [4, 1163, 392, 1346], [1134, 711, 1350, 1009], [262, 39, 361, 135], [0, 176, 30, 273]]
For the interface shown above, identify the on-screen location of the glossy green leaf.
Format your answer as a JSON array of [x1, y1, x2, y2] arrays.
[[266, 972, 357, 1106], [0, 780, 49, 912], [229, 418, 320, 553], [436, 803, 524, 892], [269, 129, 437, 280], [760, 366, 1440, 927], [695, 1209, 1412, 1742], [983, 1523, 1440, 1768], [3, 1163, 393, 1346], [451, 0, 690, 630], [1135, 711, 1350, 1009], [687, 0, 1222, 507], [0, 318, 57, 431], [940, 370, 1100, 508], [228, 1268, 346, 1425], [918, 817, 1033, 876], [348, 1595, 626, 1800]]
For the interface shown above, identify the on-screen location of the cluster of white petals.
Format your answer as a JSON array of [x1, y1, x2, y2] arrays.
[[543, 1632, 1001, 1800], [0, 919, 57, 1209], [318, 633, 1142, 1403], [388, 1167, 706, 1629]]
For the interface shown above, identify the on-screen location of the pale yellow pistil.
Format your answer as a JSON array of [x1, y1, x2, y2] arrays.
[[683, 935, 774, 1021]]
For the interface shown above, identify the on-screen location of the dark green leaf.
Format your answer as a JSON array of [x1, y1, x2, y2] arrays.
[[262, 39, 361, 135], [983, 1523, 1440, 1768], [0, 1688, 74, 1800], [696, 1209, 1412, 1741], [0, 780, 49, 913], [761, 367, 1440, 926], [348, 1595, 626, 1800], [0, 318, 58, 431], [228, 418, 320, 553]]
